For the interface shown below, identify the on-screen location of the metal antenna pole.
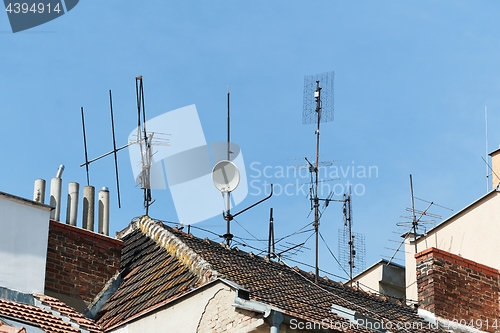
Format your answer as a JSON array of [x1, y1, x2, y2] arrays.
[[485, 106, 489, 192], [109, 90, 122, 208], [81, 107, 90, 186], [268, 208, 275, 258], [226, 88, 231, 245], [302, 72, 334, 284], [410, 174, 418, 254], [135, 76, 152, 215], [314, 80, 321, 284], [348, 192, 353, 284]]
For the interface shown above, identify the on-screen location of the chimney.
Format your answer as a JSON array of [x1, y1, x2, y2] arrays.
[[49, 165, 65, 221], [489, 147, 500, 189], [415, 248, 500, 332], [82, 185, 95, 231], [98, 187, 110, 236], [66, 182, 79, 226], [33, 179, 46, 203]]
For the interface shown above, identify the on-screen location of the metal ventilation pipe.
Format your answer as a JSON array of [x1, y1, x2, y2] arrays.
[[33, 179, 46, 204], [98, 187, 110, 236], [66, 182, 79, 226], [49, 165, 65, 221], [83, 185, 95, 231]]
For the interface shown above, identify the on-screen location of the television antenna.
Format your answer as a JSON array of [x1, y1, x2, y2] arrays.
[[302, 71, 335, 284], [212, 90, 273, 245], [268, 208, 275, 259], [80, 76, 170, 215], [386, 174, 452, 264], [337, 189, 365, 284], [80, 90, 128, 207]]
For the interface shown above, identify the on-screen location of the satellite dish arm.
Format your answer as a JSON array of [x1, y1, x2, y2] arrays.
[[225, 184, 274, 220]]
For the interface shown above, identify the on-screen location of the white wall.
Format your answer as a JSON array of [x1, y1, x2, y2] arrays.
[[405, 191, 500, 301], [0, 192, 51, 294], [353, 265, 383, 294], [110, 283, 230, 333]]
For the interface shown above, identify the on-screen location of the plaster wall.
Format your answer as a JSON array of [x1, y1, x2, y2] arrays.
[[0, 193, 51, 294]]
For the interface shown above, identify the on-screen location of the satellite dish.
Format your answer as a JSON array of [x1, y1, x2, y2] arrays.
[[212, 160, 240, 193]]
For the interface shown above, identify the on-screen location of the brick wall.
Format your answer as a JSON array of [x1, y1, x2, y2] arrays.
[[45, 220, 122, 313], [415, 247, 500, 331]]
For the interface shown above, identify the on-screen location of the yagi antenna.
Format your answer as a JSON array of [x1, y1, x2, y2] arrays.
[[386, 175, 452, 265], [80, 77, 170, 212], [129, 76, 171, 214], [80, 91, 129, 206]]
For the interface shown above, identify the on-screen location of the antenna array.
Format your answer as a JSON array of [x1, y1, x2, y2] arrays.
[[303, 71, 334, 125], [80, 76, 170, 215], [385, 175, 452, 264], [302, 71, 335, 284]]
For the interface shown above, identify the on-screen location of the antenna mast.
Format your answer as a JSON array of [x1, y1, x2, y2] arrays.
[[410, 174, 418, 254], [225, 88, 232, 245], [313, 80, 321, 284], [268, 208, 275, 259], [303, 71, 334, 284], [135, 76, 153, 215], [344, 190, 354, 283], [485, 106, 489, 192]]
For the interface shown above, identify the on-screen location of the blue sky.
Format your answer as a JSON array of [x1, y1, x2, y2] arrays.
[[2, 1, 500, 281]]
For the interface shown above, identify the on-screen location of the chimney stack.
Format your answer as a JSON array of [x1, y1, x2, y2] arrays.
[[98, 187, 110, 236], [82, 185, 95, 232], [33, 179, 46, 203], [49, 165, 65, 221], [416, 248, 500, 331], [66, 182, 79, 226]]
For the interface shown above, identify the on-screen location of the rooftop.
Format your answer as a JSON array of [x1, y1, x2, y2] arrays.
[[0, 294, 103, 333], [96, 216, 447, 332]]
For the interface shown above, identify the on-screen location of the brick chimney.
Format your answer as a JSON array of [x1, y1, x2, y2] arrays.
[[45, 220, 123, 313], [489, 148, 500, 189], [415, 247, 500, 332]]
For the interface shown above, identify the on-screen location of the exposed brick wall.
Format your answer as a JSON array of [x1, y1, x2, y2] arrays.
[[45, 220, 122, 312], [197, 288, 267, 333], [415, 247, 500, 331]]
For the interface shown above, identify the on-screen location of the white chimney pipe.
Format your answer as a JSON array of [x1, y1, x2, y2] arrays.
[[33, 179, 46, 203], [55, 164, 65, 178], [98, 187, 110, 236], [49, 165, 65, 221], [66, 182, 79, 226], [50, 178, 62, 221], [82, 185, 95, 231]]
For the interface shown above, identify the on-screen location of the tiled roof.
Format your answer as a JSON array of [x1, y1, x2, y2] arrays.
[[0, 295, 103, 333], [34, 295, 103, 333], [96, 225, 201, 330], [97, 216, 447, 332]]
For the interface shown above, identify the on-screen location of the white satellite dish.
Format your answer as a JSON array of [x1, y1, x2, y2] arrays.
[[212, 160, 240, 193]]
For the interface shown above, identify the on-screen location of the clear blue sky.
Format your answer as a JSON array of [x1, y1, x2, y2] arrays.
[[2, 1, 500, 281]]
